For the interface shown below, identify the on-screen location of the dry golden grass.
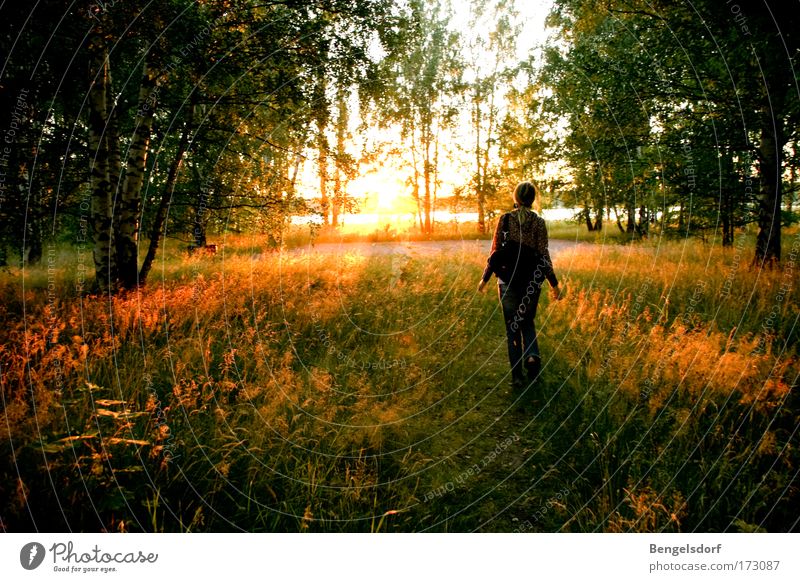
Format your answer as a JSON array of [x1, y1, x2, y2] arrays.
[[1, 233, 797, 531]]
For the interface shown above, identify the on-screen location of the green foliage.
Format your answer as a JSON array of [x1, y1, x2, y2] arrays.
[[0, 0, 410, 273], [537, 0, 800, 256]]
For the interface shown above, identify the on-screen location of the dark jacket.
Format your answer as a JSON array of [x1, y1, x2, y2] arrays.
[[481, 209, 558, 288]]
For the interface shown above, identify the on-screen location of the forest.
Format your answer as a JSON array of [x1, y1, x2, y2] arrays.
[[2, 0, 798, 281], [1, 0, 798, 533]]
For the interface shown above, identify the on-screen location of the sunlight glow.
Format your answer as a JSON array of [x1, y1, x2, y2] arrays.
[[349, 171, 416, 215], [294, 1, 559, 232]]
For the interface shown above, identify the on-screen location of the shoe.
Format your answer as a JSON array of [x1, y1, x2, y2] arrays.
[[511, 368, 525, 391], [525, 356, 541, 383]]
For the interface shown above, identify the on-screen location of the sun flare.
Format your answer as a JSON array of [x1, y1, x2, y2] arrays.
[[349, 171, 414, 213], [329, 169, 421, 232]]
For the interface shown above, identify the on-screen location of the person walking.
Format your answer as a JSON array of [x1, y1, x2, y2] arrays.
[[477, 182, 561, 390]]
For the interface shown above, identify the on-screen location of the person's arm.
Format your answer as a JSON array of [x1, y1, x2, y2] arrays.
[[478, 215, 504, 291], [536, 217, 559, 290], [480, 215, 504, 283]]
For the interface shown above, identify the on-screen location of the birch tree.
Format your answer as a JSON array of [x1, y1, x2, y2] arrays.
[[87, 25, 115, 294]]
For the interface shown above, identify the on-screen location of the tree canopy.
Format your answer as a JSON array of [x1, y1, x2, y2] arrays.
[[1, 0, 797, 290]]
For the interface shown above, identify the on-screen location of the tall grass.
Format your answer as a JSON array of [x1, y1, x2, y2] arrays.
[[1, 232, 797, 531], [282, 222, 493, 248]]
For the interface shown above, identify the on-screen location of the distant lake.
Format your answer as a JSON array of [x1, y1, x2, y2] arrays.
[[290, 208, 579, 227]]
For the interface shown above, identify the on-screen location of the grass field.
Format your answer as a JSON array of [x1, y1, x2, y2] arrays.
[[280, 218, 620, 247], [1, 229, 798, 532]]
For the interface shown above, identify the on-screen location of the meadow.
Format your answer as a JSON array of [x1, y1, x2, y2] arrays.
[[1, 227, 798, 532], [280, 217, 612, 247]]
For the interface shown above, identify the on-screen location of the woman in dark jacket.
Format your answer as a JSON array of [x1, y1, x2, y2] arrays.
[[477, 182, 561, 389]]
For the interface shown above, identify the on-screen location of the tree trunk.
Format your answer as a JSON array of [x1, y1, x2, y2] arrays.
[[473, 88, 485, 234], [409, 123, 422, 229], [87, 32, 114, 294], [332, 88, 348, 228], [637, 204, 648, 236], [423, 127, 432, 236], [788, 151, 796, 213], [432, 126, 440, 232], [314, 76, 329, 226], [476, 188, 486, 233], [593, 207, 603, 231], [423, 161, 432, 235], [721, 188, 733, 247], [108, 105, 122, 281], [117, 62, 158, 289], [583, 206, 593, 231], [479, 74, 500, 234], [332, 166, 341, 228], [139, 120, 190, 286], [318, 133, 329, 226], [754, 109, 783, 264], [413, 180, 422, 230], [613, 206, 625, 234], [626, 201, 636, 233], [719, 153, 734, 247]]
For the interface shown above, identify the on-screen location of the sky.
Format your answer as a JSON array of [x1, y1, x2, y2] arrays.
[[449, 0, 554, 61]]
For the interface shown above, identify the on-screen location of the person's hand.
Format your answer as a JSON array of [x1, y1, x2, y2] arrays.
[[551, 284, 562, 300], [477, 279, 488, 293]]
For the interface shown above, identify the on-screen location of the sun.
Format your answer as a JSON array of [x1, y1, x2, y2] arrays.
[[347, 169, 417, 216]]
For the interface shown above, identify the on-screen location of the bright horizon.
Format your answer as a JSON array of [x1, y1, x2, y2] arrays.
[[291, 207, 578, 232]]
